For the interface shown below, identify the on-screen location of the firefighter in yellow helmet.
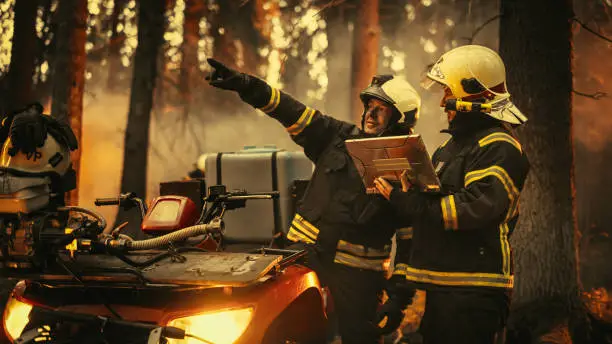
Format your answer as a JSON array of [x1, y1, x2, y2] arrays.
[[375, 45, 530, 344], [206, 58, 420, 343]]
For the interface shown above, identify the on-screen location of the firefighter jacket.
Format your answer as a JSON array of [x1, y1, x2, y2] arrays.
[[238, 77, 409, 272], [389, 114, 530, 290]]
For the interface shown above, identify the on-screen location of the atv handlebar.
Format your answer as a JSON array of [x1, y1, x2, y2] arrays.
[[94, 198, 120, 206], [94, 192, 147, 218], [224, 191, 280, 201]]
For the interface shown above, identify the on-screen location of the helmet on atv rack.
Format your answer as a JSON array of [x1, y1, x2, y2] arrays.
[[360, 75, 421, 128], [422, 45, 528, 125], [0, 104, 78, 178], [1, 134, 72, 177]]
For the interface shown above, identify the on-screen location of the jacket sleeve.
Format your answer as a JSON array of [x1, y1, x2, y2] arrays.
[[239, 77, 354, 162], [389, 136, 529, 231], [391, 227, 413, 278]]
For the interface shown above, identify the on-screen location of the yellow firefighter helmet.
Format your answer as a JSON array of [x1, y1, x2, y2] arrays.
[[360, 75, 421, 127], [423, 45, 527, 125]]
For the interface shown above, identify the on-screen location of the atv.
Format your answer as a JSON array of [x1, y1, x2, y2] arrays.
[[0, 184, 329, 344]]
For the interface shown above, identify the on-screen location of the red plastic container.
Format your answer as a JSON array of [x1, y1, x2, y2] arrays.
[[141, 196, 199, 235]]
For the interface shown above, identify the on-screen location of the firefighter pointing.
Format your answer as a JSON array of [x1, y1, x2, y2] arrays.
[[375, 45, 530, 344], [207, 59, 419, 343]]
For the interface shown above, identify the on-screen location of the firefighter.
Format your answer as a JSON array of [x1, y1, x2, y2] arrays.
[[374, 45, 530, 344], [206, 58, 420, 344]]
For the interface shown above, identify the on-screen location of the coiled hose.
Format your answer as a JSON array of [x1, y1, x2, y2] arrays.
[[123, 218, 223, 251]]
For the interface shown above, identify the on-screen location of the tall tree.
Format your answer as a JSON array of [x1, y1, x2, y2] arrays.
[[5, 0, 38, 114], [211, 0, 261, 73], [153, 0, 176, 116], [323, 5, 352, 121], [107, 0, 127, 91], [51, 0, 88, 205], [350, 0, 380, 124], [179, 0, 206, 118], [498, 0, 588, 342], [115, 0, 166, 238]]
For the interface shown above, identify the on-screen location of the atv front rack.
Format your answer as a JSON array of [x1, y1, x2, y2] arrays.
[[8, 248, 308, 288]]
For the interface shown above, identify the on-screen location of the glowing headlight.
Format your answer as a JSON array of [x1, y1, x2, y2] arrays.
[[3, 296, 33, 341], [166, 307, 253, 344]]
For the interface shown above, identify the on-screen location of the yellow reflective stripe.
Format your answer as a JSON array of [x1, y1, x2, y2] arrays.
[[336, 240, 391, 258], [397, 227, 413, 240], [478, 132, 522, 153], [500, 223, 511, 275], [465, 166, 518, 276], [465, 165, 519, 223], [448, 195, 458, 229], [292, 221, 317, 240], [286, 213, 320, 245], [334, 251, 389, 271], [507, 197, 520, 222], [392, 263, 409, 276], [293, 214, 319, 237], [287, 107, 315, 136], [259, 87, 281, 113], [440, 195, 458, 230], [465, 166, 519, 198], [403, 266, 514, 289], [440, 138, 451, 148], [287, 227, 315, 244]]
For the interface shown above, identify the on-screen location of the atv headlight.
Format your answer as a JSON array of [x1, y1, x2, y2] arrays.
[[166, 307, 253, 344], [3, 295, 33, 341]]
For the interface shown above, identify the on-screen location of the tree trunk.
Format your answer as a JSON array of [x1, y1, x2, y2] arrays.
[[106, 0, 127, 92], [350, 0, 380, 124], [324, 5, 352, 121], [179, 0, 206, 118], [5, 0, 38, 113], [115, 0, 166, 238], [498, 0, 587, 342], [51, 0, 88, 206], [153, 0, 175, 115]]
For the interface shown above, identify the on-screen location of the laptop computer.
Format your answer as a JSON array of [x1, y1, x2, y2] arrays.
[[345, 134, 441, 194]]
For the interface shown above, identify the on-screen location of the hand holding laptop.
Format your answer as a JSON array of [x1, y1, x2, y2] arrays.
[[374, 170, 413, 200], [344, 134, 441, 195]]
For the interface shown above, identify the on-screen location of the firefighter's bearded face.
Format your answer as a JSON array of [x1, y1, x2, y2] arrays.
[[440, 86, 457, 122], [363, 99, 394, 135]]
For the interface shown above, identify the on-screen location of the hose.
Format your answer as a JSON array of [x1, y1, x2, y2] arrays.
[[58, 206, 107, 232], [114, 247, 209, 268], [124, 219, 223, 251]]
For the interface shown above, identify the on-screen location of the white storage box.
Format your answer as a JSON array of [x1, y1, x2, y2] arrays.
[[205, 145, 313, 243]]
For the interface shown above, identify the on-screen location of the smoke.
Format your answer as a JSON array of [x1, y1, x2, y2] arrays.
[[572, 3, 612, 290], [78, 86, 302, 225], [146, 97, 301, 199], [77, 0, 504, 226], [79, 92, 128, 228], [573, 22, 612, 153]]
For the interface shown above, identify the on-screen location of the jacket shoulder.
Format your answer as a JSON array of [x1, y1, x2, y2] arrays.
[[475, 128, 523, 154]]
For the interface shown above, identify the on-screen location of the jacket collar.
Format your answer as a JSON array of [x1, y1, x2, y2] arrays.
[[441, 112, 503, 140]]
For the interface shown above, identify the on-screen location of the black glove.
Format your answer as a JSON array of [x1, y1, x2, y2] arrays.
[[8, 103, 47, 156], [377, 275, 416, 335], [377, 296, 406, 335], [206, 58, 252, 93]]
